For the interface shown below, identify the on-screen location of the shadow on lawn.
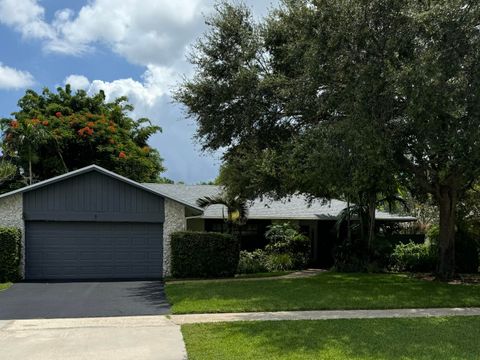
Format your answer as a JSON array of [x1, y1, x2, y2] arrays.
[[168, 273, 480, 313], [186, 317, 480, 359]]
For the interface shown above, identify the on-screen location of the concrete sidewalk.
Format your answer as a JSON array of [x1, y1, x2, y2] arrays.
[[0, 316, 187, 360], [170, 307, 480, 325]]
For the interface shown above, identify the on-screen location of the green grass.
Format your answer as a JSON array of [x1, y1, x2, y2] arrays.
[[166, 272, 480, 314], [182, 316, 480, 360], [0, 283, 11, 291]]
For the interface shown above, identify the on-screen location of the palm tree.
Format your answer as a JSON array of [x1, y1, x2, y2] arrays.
[[0, 160, 16, 187], [196, 194, 249, 234], [7, 119, 51, 185]]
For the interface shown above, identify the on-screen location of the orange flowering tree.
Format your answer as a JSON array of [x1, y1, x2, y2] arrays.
[[0, 85, 164, 187]]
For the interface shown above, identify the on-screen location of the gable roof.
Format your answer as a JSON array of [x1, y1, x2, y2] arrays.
[[143, 184, 416, 222], [0, 165, 203, 213]]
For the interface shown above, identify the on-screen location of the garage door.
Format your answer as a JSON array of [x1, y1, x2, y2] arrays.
[[25, 222, 163, 280]]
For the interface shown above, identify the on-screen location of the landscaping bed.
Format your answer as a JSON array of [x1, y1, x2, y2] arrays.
[[0, 283, 11, 291], [182, 316, 480, 360], [165, 272, 480, 314]]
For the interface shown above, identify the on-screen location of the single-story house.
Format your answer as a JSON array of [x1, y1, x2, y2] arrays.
[[0, 165, 415, 280]]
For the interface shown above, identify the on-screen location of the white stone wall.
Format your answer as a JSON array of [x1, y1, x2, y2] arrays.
[[163, 198, 186, 277], [0, 194, 25, 277]]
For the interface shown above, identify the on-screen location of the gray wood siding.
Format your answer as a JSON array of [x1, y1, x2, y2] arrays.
[[24, 171, 164, 222]]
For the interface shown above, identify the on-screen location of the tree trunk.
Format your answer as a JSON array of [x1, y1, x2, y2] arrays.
[[367, 192, 376, 253], [346, 196, 351, 244], [437, 186, 457, 281], [28, 150, 33, 185]]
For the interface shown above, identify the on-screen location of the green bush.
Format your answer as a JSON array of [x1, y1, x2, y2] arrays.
[[390, 241, 436, 273], [171, 231, 240, 278], [265, 223, 310, 269], [237, 249, 267, 274], [265, 253, 294, 272], [0, 227, 22, 282]]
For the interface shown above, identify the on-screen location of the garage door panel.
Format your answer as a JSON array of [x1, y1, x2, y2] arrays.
[[26, 222, 163, 280]]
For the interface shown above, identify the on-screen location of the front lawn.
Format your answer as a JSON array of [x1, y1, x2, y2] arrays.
[[182, 316, 480, 360], [166, 272, 480, 314], [0, 283, 11, 291]]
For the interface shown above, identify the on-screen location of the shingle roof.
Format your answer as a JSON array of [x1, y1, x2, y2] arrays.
[[143, 184, 416, 222]]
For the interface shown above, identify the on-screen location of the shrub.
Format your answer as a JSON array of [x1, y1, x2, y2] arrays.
[[265, 253, 294, 272], [265, 223, 310, 268], [0, 227, 22, 282], [390, 241, 436, 273], [170, 231, 240, 278], [237, 249, 267, 274]]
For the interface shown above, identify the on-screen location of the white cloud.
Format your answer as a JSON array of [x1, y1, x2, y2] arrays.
[[0, 0, 209, 65], [0, 0, 55, 40], [65, 65, 176, 112], [64, 74, 90, 91], [0, 62, 35, 89]]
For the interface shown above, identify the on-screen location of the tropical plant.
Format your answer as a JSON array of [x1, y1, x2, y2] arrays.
[[390, 241, 436, 273], [196, 193, 249, 233], [1, 85, 164, 185], [237, 249, 268, 274], [0, 161, 16, 188], [265, 223, 310, 269], [3, 118, 52, 185]]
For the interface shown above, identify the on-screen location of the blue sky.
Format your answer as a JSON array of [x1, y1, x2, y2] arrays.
[[0, 0, 278, 183]]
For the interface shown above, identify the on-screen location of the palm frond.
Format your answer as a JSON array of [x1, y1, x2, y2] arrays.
[[196, 195, 229, 208]]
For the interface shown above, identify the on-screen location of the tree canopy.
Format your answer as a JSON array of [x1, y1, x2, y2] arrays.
[[1, 85, 164, 189], [176, 0, 480, 279]]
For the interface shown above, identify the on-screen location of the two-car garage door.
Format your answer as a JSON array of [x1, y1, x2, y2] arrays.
[[25, 222, 163, 280]]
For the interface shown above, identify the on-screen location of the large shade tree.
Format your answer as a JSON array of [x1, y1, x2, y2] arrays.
[[177, 0, 480, 279], [1, 85, 165, 188]]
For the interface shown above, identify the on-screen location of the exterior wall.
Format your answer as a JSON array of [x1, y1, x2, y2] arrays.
[[186, 218, 205, 231], [0, 194, 25, 277], [163, 198, 186, 276], [24, 171, 164, 223]]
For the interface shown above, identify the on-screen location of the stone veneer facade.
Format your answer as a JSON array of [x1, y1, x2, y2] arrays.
[[163, 198, 186, 277], [0, 194, 25, 276]]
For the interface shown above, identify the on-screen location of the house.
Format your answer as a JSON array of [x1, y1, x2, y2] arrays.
[[145, 184, 416, 268], [0, 165, 415, 280]]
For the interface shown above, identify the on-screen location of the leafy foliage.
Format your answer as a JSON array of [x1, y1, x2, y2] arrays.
[[170, 231, 240, 278], [237, 249, 268, 274], [265, 253, 294, 272], [0, 227, 22, 282], [265, 223, 310, 269], [196, 194, 248, 230], [0, 161, 16, 187], [1, 85, 164, 187], [390, 242, 436, 273], [176, 0, 480, 279]]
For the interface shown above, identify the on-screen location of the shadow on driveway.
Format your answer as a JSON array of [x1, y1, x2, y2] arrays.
[[0, 281, 170, 320]]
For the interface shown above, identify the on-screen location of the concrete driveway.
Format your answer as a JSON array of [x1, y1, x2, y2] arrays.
[[0, 316, 187, 360], [0, 281, 170, 319], [0, 282, 187, 359]]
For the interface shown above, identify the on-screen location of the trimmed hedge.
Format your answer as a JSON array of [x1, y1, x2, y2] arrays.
[[0, 227, 22, 282], [171, 231, 240, 278]]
